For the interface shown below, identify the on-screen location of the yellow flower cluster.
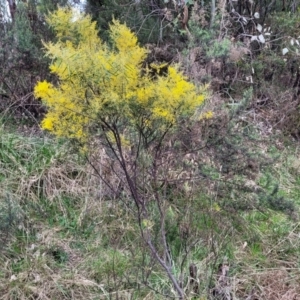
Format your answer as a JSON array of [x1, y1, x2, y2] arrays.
[[199, 111, 214, 120], [34, 8, 207, 144]]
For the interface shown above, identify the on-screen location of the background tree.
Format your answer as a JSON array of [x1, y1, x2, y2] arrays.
[[0, 0, 77, 120]]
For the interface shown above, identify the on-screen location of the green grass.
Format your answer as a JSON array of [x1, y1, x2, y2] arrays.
[[0, 118, 300, 299]]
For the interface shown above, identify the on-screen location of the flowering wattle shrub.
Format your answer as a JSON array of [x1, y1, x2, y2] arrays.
[[34, 8, 207, 145]]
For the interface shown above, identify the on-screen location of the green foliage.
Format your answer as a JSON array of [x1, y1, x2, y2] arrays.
[[0, 0, 75, 121], [37, 0, 69, 16], [13, 3, 36, 54], [37, 195, 95, 238], [91, 249, 131, 281], [272, 11, 300, 38], [258, 174, 296, 215], [0, 195, 23, 250], [206, 38, 231, 59], [84, 0, 190, 45], [50, 246, 69, 264], [190, 27, 213, 45]]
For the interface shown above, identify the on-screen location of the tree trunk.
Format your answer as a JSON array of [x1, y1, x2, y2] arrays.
[[6, 0, 16, 21]]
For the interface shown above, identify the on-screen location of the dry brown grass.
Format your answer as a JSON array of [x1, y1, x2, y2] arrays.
[[234, 268, 300, 300], [0, 225, 103, 300]]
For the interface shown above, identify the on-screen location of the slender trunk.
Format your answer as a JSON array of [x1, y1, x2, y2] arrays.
[[6, 0, 16, 21], [135, 0, 144, 22], [0, 1, 7, 33], [210, 0, 216, 29], [146, 237, 185, 300]]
